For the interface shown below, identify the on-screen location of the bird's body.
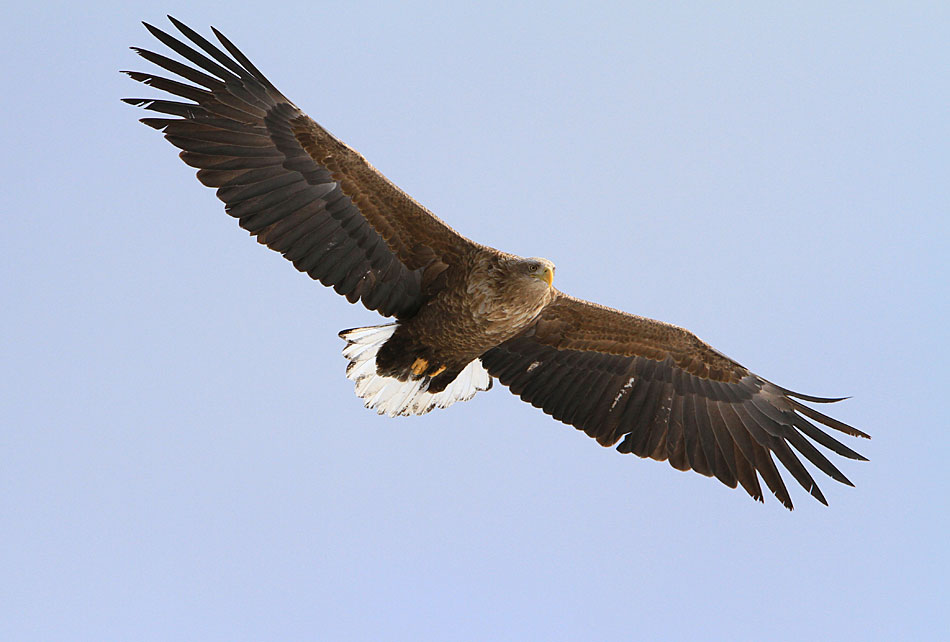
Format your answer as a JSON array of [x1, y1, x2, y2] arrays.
[[375, 254, 556, 389], [126, 17, 869, 509]]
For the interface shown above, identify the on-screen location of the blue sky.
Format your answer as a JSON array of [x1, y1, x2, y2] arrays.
[[2, 2, 948, 640]]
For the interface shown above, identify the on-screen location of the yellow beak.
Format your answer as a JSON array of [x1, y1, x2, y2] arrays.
[[534, 266, 554, 287]]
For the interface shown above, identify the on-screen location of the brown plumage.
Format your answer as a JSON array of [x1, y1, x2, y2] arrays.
[[125, 17, 868, 509]]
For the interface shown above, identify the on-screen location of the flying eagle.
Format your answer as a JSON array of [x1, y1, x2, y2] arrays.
[[125, 17, 868, 509]]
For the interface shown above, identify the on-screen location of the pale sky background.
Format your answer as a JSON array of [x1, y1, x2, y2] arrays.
[[2, 2, 948, 640]]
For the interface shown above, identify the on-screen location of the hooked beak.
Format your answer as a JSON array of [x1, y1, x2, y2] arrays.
[[533, 266, 554, 287]]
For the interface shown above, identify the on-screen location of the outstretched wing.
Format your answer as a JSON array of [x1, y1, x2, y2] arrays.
[[124, 17, 478, 318], [480, 293, 869, 509]]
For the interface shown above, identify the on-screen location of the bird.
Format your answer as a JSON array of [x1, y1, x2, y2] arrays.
[[124, 16, 868, 509]]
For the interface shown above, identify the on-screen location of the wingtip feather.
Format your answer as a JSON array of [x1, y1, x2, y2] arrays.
[[781, 387, 851, 403]]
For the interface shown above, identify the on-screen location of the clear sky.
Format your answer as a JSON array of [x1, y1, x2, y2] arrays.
[[3, 2, 948, 640]]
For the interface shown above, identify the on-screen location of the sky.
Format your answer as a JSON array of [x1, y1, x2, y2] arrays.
[[2, 1, 948, 640]]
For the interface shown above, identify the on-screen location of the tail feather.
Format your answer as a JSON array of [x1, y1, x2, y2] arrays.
[[339, 324, 492, 417]]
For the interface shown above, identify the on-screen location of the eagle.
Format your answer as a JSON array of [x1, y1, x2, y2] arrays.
[[125, 17, 868, 509]]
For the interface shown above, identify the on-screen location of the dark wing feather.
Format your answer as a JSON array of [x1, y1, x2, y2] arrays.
[[480, 293, 869, 509], [125, 17, 478, 318]]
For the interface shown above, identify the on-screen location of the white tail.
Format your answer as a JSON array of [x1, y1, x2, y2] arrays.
[[339, 324, 492, 417]]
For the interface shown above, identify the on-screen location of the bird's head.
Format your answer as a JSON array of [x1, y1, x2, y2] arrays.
[[518, 257, 556, 288]]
